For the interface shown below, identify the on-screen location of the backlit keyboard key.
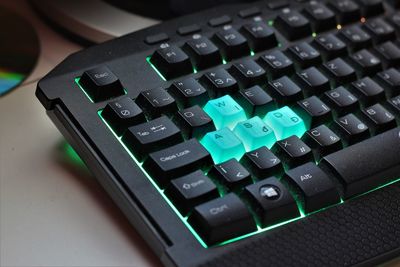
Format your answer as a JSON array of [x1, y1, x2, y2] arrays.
[[264, 106, 307, 140], [233, 116, 277, 151], [209, 159, 252, 190], [213, 28, 250, 61], [237, 85, 275, 117], [201, 128, 246, 163], [240, 147, 283, 178], [203, 95, 246, 130], [274, 8, 312, 40], [175, 105, 215, 139], [273, 135, 313, 168], [201, 69, 239, 97], [150, 45, 193, 79]]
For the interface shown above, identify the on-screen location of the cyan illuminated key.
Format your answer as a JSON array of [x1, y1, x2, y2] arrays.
[[203, 95, 247, 130], [233, 117, 277, 151], [264, 106, 307, 140], [201, 128, 246, 164]]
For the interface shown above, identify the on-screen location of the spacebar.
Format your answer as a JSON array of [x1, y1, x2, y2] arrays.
[[320, 127, 400, 199]]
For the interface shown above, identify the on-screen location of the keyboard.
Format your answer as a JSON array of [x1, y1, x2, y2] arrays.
[[36, 0, 400, 266]]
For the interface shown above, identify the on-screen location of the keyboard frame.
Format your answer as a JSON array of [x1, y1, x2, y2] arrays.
[[36, 1, 400, 266]]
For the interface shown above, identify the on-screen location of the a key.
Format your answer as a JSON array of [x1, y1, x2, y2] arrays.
[[241, 22, 277, 52], [303, 125, 342, 159], [288, 42, 322, 67], [362, 104, 396, 134], [243, 177, 300, 227], [122, 116, 183, 161], [169, 78, 209, 108], [296, 67, 330, 95], [351, 77, 385, 105], [144, 139, 212, 186], [296, 96, 332, 128], [274, 8, 312, 40], [209, 159, 252, 190], [200, 69, 238, 97], [375, 41, 400, 67], [240, 147, 283, 178], [233, 116, 277, 151], [283, 162, 340, 213], [350, 49, 382, 76], [230, 59, 266, 87], [313, 34, 347, 60], [184, 37, 222, 70], [136, 87, 178, 118], [165, 170, 219, 215], [150, 45, 193, 79], [273, 135, 313, 168], [377, 68, 400, 96], [79, 66, 125, 102], [268, 76, 303, 105], [188, 193, 257, 245], [101, 97, 146, 136], [324, 86, 359, 115], [334, 113, 369, 145], [323, 58, 357, 85], [388, 95, 400, 114], [203, 95, 246, 130], [175, 105, 215, 139], [320, 127, 400, 198], [340, 25, 372, 50], [304, 2, 336, 32], [201, 128, 246, 164], [364, 18, 395, 43], [213, 28, 250, 61], [358, 0, 384, 17], [328, 0, 361, 24], [264, 106, 307, 140], [237, 85, 275, 117], [259, 50, 294, 78]]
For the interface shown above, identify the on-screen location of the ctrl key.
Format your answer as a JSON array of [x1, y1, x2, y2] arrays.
[[188, 193, 256, 245]]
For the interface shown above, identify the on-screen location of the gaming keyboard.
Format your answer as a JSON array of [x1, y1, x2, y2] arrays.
[[36, 0, 400, 266]]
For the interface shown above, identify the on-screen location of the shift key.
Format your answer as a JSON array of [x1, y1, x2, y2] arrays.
[[143, 139, 212, 186]]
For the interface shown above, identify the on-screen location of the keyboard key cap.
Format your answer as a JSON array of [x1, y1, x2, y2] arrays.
[[214, 28, 250, 61], [264, 106, 307, 140], [323, 58, 357, 85], [313, 34, 347, 60], [350, 49, 382, 76], [296, 67, 330, 95], [144, 139, 212, 186], [145, 33, 169, 45], [122, 116, 182, 161], [169, 78, 209, 108], [289, 42, 322, 68], [200, 69, 239, 97], [328, 0, 360, 24], [362, 104, 396, 134], [259, 50, 294, 78], [388, 95, 400, 114], [283, 162, 340, 213], [150, 45, 193, 79], [324, 86, 359, 115], [375, 41, 400, 67], [241, 22, 277, 52], [233, 116, 277, 151], [351, 77, 385, 105], [296, 96, 332, 128], [320, 127, 400, 198], [238, 7, 261, 18], [274, 8, 312, 40], [165, 170, 219, 215], [377, 68, 400, 96], [303, 125, 342, 159], [175, 105, 215, 139], [340, 25, 372, 50], [101, 97, 145, 136], [273, 135, 313, 168], [188, 193, 257, 245], [268, 76, 303, 105], [240, 147, 283, 178], [334, 113, 370, 144], [364, 18, 395, 43], [184, 37, 222, 70], [358, 0, 384, 17], [237, 85, 275, 117], [208, 15, 232, 27], [201, 128, 246, 164], [177, 24, 201, 36], [203, 95, 246, 130], [136, 87, 178, 118], [209, 159, 252, 190], [243, 177, 300, 227], [79, 66, 125, 102], [304, 2, 336, 32], [230, 59, 266, 87]]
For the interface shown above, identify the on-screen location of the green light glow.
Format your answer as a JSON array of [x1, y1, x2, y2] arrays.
[[64, 143, 86, 167], [268, 20, 274, 26], [146, 56, 167, 81], [250, 50, 255, 56], [277, 43, 282, 48], [222, 59, 228, 64], [312, 32, 317, 38], [75, 77, 94, 103]]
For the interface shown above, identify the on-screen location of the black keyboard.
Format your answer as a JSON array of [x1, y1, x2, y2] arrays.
[[36, 1, 400, 266]]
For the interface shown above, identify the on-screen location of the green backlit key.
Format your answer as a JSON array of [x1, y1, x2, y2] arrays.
[[264, 106, 307, 140], [233, 116, 277, 151], [201, 127, 245, 163], [203, 95, 247, 130]]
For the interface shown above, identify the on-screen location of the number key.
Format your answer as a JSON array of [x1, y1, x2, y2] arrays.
[[136, 87, 178, 118]]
